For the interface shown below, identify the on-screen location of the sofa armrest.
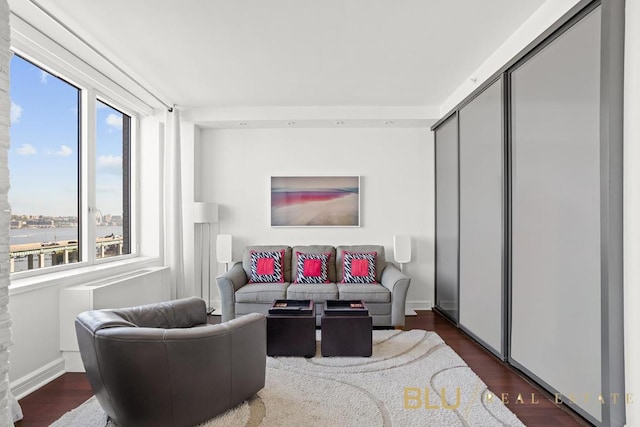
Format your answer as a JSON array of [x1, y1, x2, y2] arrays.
[[216, 262, 249, 322], [380, 262, 411, 327]]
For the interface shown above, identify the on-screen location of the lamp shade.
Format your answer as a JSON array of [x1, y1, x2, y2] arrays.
[[216, 234, 233, 263], [393, 234, 412, 263], [193, 202, 218, 223]]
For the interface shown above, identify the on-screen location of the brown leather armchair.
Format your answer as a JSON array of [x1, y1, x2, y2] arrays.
[[75, 297, 266, 427]]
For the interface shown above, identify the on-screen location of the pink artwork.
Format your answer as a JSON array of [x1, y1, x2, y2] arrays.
[[271, 176, 360, 227]]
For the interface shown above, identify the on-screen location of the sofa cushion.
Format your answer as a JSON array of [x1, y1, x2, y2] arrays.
[[243, 246, 292, 283], [341, 251, 377, 284], [236, 283, 290, 303], [294, 252, 331, 284], [248, 250, 285, 283], [291, 245, 337, 282], [337, 283, 391, 303], [286, 283, 338, 302], [336, 245, 386, 283]]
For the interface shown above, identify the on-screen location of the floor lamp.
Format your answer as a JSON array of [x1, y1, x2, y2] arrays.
[[194, 202, 218, 314], [216, 234, 233, 273]]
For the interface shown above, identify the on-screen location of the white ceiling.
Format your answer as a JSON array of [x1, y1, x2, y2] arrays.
[[12, 0, 546, 111]]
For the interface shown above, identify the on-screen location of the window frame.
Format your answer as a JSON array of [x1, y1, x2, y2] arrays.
[[90, 93, 138, 267], [8, 51, 140, 279]]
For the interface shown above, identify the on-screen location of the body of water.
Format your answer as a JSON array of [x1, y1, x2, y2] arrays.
[[10, 226, 123, 246]]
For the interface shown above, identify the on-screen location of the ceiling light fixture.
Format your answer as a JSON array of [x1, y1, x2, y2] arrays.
[[385, 121, 394, 125], [288, 121, 296, 125], [336, 121, 344, 125], [239, 122, 248, 126]]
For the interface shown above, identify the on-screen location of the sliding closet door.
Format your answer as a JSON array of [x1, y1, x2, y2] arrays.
[[510, 7, 602, 423], [434, 114, 458, 322], [458, 79, 503, 356]]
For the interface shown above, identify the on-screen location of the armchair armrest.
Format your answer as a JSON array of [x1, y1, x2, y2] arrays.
[[380, 262, 411, 327], [225, 313, 267, 406], [216, 262, 249, 322]]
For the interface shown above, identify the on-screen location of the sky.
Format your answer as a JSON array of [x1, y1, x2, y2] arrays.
[[9, 55, 125, 218]]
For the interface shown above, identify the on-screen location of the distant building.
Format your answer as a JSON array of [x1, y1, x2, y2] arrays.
[[25, 219, 55, 227]]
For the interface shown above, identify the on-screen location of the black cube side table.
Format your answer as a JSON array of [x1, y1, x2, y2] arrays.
[[267, 300, 316, 357], [321, 300, 372, 357]]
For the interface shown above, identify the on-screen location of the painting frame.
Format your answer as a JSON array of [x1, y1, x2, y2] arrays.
[[270, 176, 361, 227]]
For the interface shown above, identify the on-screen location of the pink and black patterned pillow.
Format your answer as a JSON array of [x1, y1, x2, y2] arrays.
[[342, 251, 377, 284], [249, 250, 285, 283], [294, 252, 331, 284]]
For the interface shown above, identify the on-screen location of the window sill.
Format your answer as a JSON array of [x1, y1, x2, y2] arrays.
[[9, 256, 163, 296]]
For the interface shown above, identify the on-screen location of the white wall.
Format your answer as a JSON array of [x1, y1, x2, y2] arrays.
[[440, 0, 582, 115], [0, 1, 12, 422], [9, 285, 64, 390], [139, 116, 163, 259], [196, 126, 434, 310]]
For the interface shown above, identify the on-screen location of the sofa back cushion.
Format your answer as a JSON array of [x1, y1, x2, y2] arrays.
[[243, 245, 292, 283], [291, 245, 337, 283], [336, 245, 386, 283]]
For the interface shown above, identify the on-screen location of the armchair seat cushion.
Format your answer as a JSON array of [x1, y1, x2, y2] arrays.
[[286, 283, 339, 302], [236, 283, 290, 303], [337, 283, 391, 303]]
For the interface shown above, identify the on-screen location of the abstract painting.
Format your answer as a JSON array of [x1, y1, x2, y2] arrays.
[[271, 176, 360, 227]]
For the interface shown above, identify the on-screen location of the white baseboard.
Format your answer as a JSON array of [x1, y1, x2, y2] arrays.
[[407, 300, 432, 311], [62, 351, 85, 373], [11, 357, 65, 400]]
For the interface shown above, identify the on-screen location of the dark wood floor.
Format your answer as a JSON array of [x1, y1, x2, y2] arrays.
[[15, 310, 590, 426], [403, 311, 590, 426], [14, 372, 93, 427]]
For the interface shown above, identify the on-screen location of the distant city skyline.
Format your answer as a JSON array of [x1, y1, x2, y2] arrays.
[[9, 55, 125, 217], [10, 212, 123, 230], [10, 213, 120, 220]]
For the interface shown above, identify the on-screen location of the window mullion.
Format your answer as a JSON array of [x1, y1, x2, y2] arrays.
[[82, 88, 97, 264], [131, 116, 139, 255]]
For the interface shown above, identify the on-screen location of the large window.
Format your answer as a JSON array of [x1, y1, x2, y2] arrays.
[[9, 56, 80, 273], [9, 54, 133, 274]]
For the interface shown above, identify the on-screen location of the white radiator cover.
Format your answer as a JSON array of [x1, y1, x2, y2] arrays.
[[60, 266, 171, 372]]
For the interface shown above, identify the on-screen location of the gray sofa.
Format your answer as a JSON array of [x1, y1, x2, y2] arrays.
[[216, 245, 411, 327], [75, 297, 266, 427]]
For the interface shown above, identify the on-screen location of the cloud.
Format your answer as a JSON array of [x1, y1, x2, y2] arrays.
[[10, 101, 23, 124], [40, 70, 48, 84], [54, 145, 72, 157], [16, 144, 37, 155], [106, 113, 122, 130], [98, 155, 122, 173], [97, 184, 121, 194]]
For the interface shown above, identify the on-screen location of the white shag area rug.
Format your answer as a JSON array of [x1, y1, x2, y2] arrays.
[[51, 330, 525, 427]]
